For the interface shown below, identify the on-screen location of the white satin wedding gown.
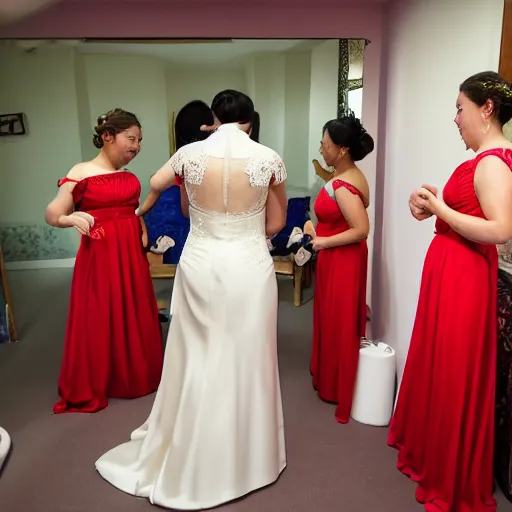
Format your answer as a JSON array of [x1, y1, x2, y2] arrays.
[[95, 123, 287, 510]]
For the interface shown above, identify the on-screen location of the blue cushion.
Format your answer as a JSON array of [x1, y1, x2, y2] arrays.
[[271, 197, 311, 256], [144, 192, 311, 262], [143, 186, 190, 264]]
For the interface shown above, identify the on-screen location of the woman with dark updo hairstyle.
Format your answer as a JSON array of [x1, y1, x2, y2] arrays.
[[388, 72, 512, 511], [309, 114, 373, 424], [45, 108, 163, 414]]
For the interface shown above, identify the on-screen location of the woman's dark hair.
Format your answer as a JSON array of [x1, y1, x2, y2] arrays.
[[459, 71, 512, 127], [250, 111, 260, 142], [93, 108, 141, 148], [175, 100, 214, 150], [211, 89, 254, 125], [323, 115, 374, 161]]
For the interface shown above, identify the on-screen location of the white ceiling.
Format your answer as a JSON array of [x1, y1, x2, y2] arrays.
[[75, 39, 330, 67]]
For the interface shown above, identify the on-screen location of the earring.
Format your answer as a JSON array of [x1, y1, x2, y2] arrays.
[[481, 113, 490, 135]]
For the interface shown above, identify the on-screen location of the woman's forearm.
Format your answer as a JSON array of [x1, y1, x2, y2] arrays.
[[436, 202, 510, 245], [137, 167, 177, 217], [45, 204, 73, 228], [46, 213, 72, 228], [324, 228, 368, 249], [266, 218, 286, 239], [137, 189, 162, 217]]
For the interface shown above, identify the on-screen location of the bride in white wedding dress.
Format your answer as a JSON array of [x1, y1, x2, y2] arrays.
[[95, 90, 288, 510]]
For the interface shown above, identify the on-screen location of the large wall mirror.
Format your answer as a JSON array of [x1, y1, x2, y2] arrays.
[[0, 38, 368, 267]]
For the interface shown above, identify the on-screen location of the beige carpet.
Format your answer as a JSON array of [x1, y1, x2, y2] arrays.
[[0, 268, 507, 511]]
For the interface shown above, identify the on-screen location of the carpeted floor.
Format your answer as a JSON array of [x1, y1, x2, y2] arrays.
[[0, 268, 508, 511]]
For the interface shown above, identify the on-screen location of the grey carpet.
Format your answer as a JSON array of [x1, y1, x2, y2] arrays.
[[0, 268, 508, 511]]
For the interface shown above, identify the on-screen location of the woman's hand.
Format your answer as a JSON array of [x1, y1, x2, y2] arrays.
[[409, 184, 440, 220], [60, 211, 95, 236], [409, 197, 433, 221], [312, 236, 329, 252], [200, 119, 221, 132]]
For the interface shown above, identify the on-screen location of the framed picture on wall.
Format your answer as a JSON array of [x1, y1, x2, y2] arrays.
[[0, 245, 18, 343], [169, 111, 177, 155], [0, 113, 26, 137]]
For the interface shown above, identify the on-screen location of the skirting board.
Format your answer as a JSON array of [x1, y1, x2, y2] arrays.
[[5, 258, 76, 271]]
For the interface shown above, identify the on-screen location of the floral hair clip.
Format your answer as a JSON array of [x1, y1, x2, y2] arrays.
[[477, 81, 512, 100]]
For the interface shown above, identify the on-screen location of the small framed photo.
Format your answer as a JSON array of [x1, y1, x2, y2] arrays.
[[0, 113, 26, 137]]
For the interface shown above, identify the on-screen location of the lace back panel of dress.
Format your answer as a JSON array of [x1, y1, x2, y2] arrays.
[[176, 127, 285, 217]]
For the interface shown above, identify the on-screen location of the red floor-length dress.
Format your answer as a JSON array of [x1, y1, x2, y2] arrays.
[[53, 171, 164, 414], [311, 179, 368, 423], [388, 148, 512, 512]]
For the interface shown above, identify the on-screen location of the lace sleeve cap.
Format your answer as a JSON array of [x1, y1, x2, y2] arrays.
[[270, 153, 287, 185], [166, 148, 187, 177]]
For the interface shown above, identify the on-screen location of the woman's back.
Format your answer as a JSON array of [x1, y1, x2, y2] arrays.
[[172, 123, 285, 217], [168, 123, 286, 266]]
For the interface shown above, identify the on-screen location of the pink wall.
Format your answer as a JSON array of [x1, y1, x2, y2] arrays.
[[370, 0, 504, 376], [0, 1, 386, 39], [1, 0, 386, 304]]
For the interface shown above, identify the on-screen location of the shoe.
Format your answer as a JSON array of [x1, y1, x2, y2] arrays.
[[294, 247, 312, 267], [304, 220, 316, 238], [151, 235, 175, 254], [287, 227, 304, 248]]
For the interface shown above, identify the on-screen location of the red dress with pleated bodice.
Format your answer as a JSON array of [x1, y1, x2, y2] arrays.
[[53, 171, 163, 414], [388, 148, 512, 511], [311, 178, 368, 423]]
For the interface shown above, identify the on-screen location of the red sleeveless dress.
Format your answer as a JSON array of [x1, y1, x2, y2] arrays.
[[311, 178, 368, 423], [388, 148, 512, 511], [53, 171, 163, 414]]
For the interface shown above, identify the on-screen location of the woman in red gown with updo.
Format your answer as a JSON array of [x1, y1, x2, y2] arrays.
[[310, 115, 374, 424], [388, 72, 512, 511], [45, 109, 163, 414]]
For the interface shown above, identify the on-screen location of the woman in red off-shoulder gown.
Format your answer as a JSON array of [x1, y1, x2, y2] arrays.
[[52, 171, 163, 414], [46, 108, 163, 414], [311, 179, 368, 423]]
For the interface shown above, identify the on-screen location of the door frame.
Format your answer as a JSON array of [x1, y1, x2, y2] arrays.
[[499, 0, 512, 81]]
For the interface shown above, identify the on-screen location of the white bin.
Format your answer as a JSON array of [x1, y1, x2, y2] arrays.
[[0, 427, 11, 473], [351, 338, 396, 427]]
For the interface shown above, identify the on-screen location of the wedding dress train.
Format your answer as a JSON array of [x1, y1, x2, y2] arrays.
[[95, 123, 287, 510]]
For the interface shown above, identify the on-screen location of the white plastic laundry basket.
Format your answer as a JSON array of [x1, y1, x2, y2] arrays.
[[351, 338, 397, 426], [0, 427, 11, 473]]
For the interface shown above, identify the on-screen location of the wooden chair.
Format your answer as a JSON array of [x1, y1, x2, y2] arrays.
[[142, 216, 311, 308], [273, 256, 311, 307], [146, 251, 310, 308]]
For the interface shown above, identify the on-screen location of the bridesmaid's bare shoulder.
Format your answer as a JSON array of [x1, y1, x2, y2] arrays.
[[66, 163, 88, 180], [338, 168, 370, 208]]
